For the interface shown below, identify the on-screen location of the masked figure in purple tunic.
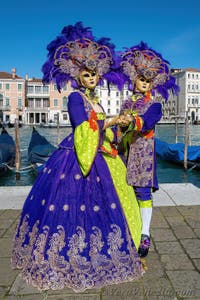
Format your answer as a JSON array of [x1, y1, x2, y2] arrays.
[[118, 42, 179, 258], [11, 22, 144, 293]]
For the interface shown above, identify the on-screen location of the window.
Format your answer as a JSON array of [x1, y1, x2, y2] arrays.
[[63, 114, 68, 120], [116, 92, 119, 97], [54, 85, 57, 91], [188, 73, 190, 79], [35, 86, 42, 93], [116, 100, 119, 106], [18, 84, 22, 91], [107, 100, 110, 106], [63, 85, 67, 91], [43, 86, 49, 93], [43, 98, 49, 107], [54, 99, 58, 107], [28, 99, 34, 108], [107, 108, 110, 114], [35, 99, 41, 108], [116, 108, 119, 113], [62, 96, 68, 109], [18, 98, 22, 108], [28, 86, 34, 93], [6, 83, 10, 90], [6, 97, 10, 107], [0, 83, 2, 90]]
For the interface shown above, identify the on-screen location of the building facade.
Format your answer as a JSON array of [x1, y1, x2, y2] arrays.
[[163, 68, 200, 123], [0, 69, 25, 123], [2, 68, 192, 125]]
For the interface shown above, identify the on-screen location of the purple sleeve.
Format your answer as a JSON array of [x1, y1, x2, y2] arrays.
[[68, 92, 88, 128], [141, 102, 162, 132]]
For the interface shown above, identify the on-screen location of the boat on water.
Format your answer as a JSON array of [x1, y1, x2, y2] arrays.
[[0, 127, 16, 175], [155, 138, 200, 170], [28, 127, 57, 172]]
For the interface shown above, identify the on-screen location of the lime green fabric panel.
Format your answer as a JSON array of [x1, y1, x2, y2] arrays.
[[138, 200, 153, 208], [104, 128, 114, 142], [74, 121, 99, 176], [103, 154, 142, 249]]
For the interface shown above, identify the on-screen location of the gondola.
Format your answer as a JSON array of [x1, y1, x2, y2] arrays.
[[0, 127, 16, 175], [28, 127, 57, 172], [155, 138, 200, 170]]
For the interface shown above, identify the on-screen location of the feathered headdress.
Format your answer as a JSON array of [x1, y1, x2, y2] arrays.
[[42, 22, 123, 91], [120, 41, 179, 100]]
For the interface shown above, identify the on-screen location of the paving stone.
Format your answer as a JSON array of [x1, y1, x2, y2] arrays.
[[145, 297, 178, 300], [0, 286, 10, 299], [155, 241, 185, 255], [0, 210, 21, 220], [151, 228, 176, 241], [0, 219, 14, 230], [177, 206, 200, 217], [0, 237, 13, 257], [192, 258, 200, 272], [166, 270, 200, 298], [9, 275, 41, 295], [159, 207, 180, 217], [0, 228, 6, 237], [102, 281, 144, 300], [4, 295, 49, 300], [151, 215, 169, 228], [3, 223, 17, 238], [0, 258, 18, 286], [142, 277, 175, 298], [180, 239, 200, 259], [172, 225, 196, 239], [185, 216, 200, 229], [165, 216, 185, 226], [160, 254, 194, 270], [194, 229, 200, 238], [144, 253, 165, 278], [10, 275, 102, 296], [46, 295, 100, 300]]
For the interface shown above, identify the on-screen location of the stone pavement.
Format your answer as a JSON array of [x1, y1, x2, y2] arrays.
[[0, 184, 200, 299]]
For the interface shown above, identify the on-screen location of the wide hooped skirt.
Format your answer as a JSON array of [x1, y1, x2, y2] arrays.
[[12, 146, 143, 292]]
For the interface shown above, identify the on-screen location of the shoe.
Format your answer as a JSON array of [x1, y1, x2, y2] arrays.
[[138, 234, 150, 258]]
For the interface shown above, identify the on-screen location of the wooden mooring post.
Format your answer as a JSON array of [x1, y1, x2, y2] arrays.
[[15, 115, 21, 180], [175, 116, 178, 143], [56, 112, 60, 145], [184, 112, 189, 170]]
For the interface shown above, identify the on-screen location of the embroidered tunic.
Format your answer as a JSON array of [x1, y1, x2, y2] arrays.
[[12, 91, 143, 292], [120, 93, 162, 190]]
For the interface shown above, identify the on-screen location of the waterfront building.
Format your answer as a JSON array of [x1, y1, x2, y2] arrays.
[[2, 67, 195, 125], [0, 68, 25, 124], [25, 77, 71, 125], [163, 68, 200, 123]]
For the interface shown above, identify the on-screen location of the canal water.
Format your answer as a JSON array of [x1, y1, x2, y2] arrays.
[[1, 124, 200, 187]]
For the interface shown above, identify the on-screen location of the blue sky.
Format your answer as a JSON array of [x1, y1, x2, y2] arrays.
[[1, 0, 200, 78]]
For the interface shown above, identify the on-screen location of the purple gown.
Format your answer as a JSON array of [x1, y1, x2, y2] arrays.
[[12, 91, 143, 292]]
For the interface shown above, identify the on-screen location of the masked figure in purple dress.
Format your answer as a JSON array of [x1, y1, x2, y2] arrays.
[[118, 42, 179, 258], [11, 22, 144, 293]]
